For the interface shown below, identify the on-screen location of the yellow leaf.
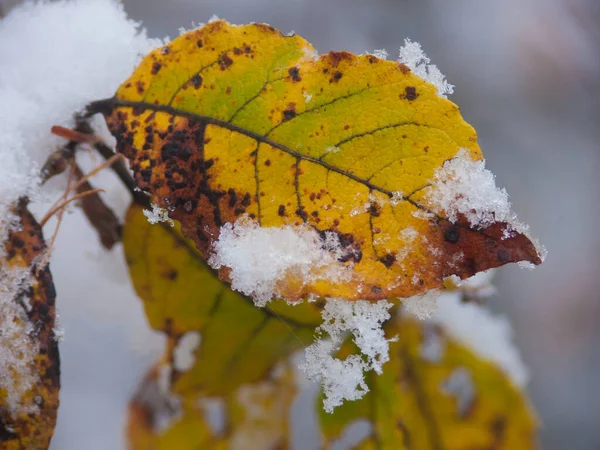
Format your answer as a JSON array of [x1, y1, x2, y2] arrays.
[[92, 20, 542, 302], [0, 203, 60, 450], [320, 313, 538, 449], [123, 203, 321, 395], [128, 360, 295, 450]]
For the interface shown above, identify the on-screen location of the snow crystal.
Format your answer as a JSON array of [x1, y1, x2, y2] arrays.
[[173, 331, 201, 372], [208, 217, 350, 306], [398, 39, 454, 98], [371, 49, 388, 60], [301, 340, 369, 413], [300, 299, 393, 412], [0, 264, 39, 417], [426, 148, 517, 229], [431, 292, 529, 387], [143, 203, 174, 227], [402, 289, 440, 319]]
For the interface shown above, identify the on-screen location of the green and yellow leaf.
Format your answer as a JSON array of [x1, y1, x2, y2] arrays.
[[96, 20, 542, 302], [123, 203, 321, 395], [320, 314, 537, 450]]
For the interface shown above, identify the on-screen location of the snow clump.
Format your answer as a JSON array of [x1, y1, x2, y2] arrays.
[[300, 299, 394, 412], [208, 217, 351, 307], [398, 39, 455, 98]]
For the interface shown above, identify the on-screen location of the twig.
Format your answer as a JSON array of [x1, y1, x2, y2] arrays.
[[40, 188, 105, 227]]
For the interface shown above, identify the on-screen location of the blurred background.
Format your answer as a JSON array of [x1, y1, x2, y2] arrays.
[[4, 0, 598, 448]]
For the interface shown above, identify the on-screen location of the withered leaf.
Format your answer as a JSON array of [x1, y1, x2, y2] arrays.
[[0, 202, 60, 450]]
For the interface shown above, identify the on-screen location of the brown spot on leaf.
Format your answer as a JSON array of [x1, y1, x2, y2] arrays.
[[326, 51, 354, 68], [330, 71, 343, 83], [444, 226, 460, 244], [218, 53, 233, 70], [190, 74, 203, 89], [282, 104, 297, 121], [379, 253, 396, 268], [398, 63, 411, 74], [151, 62, 162, 75], [288, 66, 301, 82], [404, 86, 418, 101]]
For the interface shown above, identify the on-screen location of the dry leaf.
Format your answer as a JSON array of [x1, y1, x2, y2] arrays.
[[0, 202, 60, 450]]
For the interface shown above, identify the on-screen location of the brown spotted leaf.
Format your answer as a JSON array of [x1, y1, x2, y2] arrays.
[[96, 20, 542, 302], [0, 202, 60, 450]]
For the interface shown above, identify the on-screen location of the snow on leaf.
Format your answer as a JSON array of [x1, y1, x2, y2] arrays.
[[300, 298, 393, 412], [99, 20, 543, 303], [0, 204, 60, 450], [208, 217, 350, 306], [398, 38, 454, 98], [319, 312, 538, 449], [430, 292, 530, 387], [143, 202, 174, 227], [123, 203, 321, 395]]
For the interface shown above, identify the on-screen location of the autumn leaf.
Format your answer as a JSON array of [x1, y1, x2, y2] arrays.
[[124, 304, 537, 449], [90, 20, 542, 302], [320, 313, 537, 450], [123, 203, 321, 395], [0, 201, 60, 450], [128, 360, 295, 450]]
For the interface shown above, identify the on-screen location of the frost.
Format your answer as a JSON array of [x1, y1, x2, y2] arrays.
[[53, 311, 66, 342], [431, 292, 529, 387], [173, 331, 201, 372], [303, 91, 313, 103], [301, 340, 369, 413], [426, 148, 517, 229], [143, 203, 175, 226], [0, 264, 39, 417], [398, 39, 454, 98], [208, 217, 351, 306], [371, 49, 388, 60], [402, 289, 440, 319], [300, 299, 393, 412]]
